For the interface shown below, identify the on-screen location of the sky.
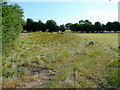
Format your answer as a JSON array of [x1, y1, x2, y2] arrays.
[[12, 0, 119, 25]]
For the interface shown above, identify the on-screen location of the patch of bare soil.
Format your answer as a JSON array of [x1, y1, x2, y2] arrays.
[[18, 66, 57, 88]]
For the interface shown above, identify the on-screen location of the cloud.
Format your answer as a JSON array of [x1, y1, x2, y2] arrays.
[[86, 9, 117, 24], [87, 10, 108, 16], [56, 12, 117, 25], [88, 13, 118, 24]]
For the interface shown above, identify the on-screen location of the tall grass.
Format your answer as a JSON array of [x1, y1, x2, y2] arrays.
[[2, 32, 118, 88]]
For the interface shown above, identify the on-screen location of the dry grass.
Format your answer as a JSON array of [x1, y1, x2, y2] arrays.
[[2, 32, 119, 88]]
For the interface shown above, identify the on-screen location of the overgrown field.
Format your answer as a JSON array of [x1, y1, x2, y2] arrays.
[[2, 32, 119, 88]]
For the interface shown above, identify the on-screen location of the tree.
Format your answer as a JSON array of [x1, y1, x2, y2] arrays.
[[112, 22, 120, 33], [38, 20, 46, 32], [84, 24, 93, 33], [79, 20, 92, 33], [79, 20, 84, 24], [46, 20, 58, 32], [101, 24, 106, 33], [94, 21, 102, 33], [106, 22, 113, 32], [2, 2, 25, 44], [59, 24, 66, 32], [70, 23, 80, 32], [32, 21, 39, 32], [79, 20, 92, 25], [23, 19, 47, 32], [23, 18, 34, 32], [65, 23, 72, 30]]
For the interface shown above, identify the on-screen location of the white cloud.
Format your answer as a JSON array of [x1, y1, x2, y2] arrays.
[[88, 13, 118, 24], [56, 12, 117, 25], [87, 10, 108, 16]]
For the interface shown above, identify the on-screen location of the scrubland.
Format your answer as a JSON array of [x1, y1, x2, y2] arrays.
[[2, 32, 119, 88]]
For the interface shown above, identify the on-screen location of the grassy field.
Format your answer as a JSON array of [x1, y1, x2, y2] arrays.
[[2, 32, 119, 88]]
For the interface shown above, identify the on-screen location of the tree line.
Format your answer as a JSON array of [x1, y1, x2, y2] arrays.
[[2, 2, 120, 46], [23, 19, 120, 33], [23, 18, 66, 32]]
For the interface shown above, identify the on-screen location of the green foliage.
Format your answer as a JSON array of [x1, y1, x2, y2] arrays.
[[94, 21, 102, 33], [70, 23, 80, 32], [79, 20, 92, 25], [112, 22, 120, 33], [2, 2, 25, 45], [106, 22, 113, 32], [23, 18, 46, 32], [46, 20, 59, 32], [59, 24, 66, 32], [65, 23, 72, 30]]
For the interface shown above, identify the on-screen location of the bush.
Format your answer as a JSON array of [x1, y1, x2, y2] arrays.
[[2, 2, 25, 45]]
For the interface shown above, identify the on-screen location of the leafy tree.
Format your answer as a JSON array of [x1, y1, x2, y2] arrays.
[[79, 20, 84, 24], [84, 20, 92, 25], [70, 23, 80, 32], [32, 21, 40, 32], [59, 24, 66, 32], [69, 24, 75, 32], [79, 20, 92, 25], [38, 20, 46, 32], [84, 24, 93, 33], [23, 18, 33, 32], [46, 20, 58, 32], [112, 22, 120, 33], [79, 20, 92, 33], [79, 24, 85, 33], [106, 22, 113, 32], [23, 19, 47, 32], [94, 21, 102, 33], [65, 23, 72, 30], [101, 24, 106, 33], [2, 2, 25, 44]]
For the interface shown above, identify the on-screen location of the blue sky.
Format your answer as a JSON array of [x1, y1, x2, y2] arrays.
[[16, 1, 118, 25]]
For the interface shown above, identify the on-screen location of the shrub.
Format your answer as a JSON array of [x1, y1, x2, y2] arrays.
[[2, 2, 25, 45]]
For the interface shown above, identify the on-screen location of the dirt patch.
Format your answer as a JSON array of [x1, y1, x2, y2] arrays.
[[18, 66, 57, 88]]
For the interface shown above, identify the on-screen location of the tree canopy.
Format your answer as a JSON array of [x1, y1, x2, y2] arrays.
[[23, 19, 120, 33], [2, 2, 25, 44]]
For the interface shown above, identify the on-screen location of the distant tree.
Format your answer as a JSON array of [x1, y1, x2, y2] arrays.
[[91, 25, 96, 33], [38, 20, 46, 32], [70, 23, 80, 32], [23, 19, 47, 32], [69, 24, 75, 32], [79, 20, 92, 33], [46, 20, 58, 32], [32, 21, 40, 32], [79, 20, 92, 25], [101, 24, 106, 33], [23, 18, 34, 32], [79, 24, 84, 33], [82, 24, 90, 33], [59, 24, 66, 32], [112, 21, 120, 33], [84, 20, 92, 25], [85, 24, 93, 33], [2, 2, 25, 44], [65, 23, 72, 30], [79, 20, 84, 24], [106, 22, 113, 32], [94, 21, 102, 33]]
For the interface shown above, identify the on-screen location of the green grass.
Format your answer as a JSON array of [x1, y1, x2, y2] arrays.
[[2, 32, 119, 88]]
